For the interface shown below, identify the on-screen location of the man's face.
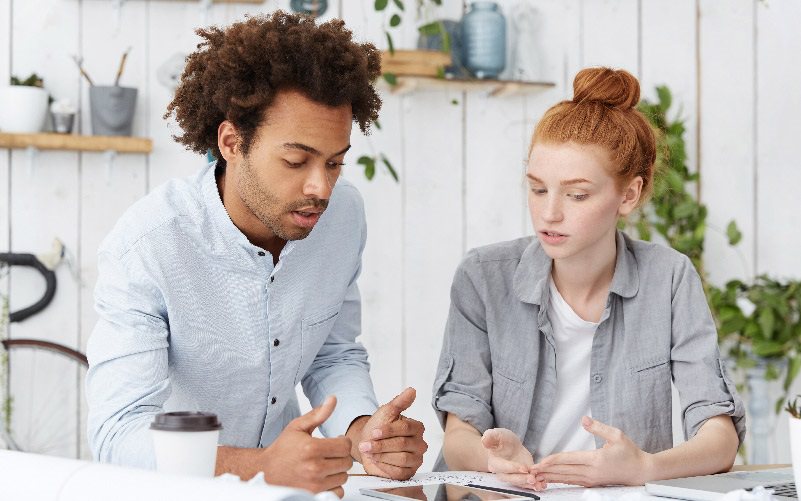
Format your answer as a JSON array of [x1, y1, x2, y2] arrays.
[[235, 89, 353, 241]]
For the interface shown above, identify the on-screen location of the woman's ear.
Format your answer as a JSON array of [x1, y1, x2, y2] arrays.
[[618, 176, 643, 217], [217, 120, 240, 163]]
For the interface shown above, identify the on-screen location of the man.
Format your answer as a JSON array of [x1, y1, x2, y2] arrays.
[[86, 11, 427, 496]]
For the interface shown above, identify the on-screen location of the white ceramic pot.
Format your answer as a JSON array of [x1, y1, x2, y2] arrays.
[[0, 85, 49, 133], [789, 417, 801, 498]]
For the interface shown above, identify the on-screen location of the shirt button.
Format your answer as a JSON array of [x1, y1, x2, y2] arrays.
[[258, 251, 265, 256], [271, 396, 277, 404], [273, 339, 280, 347], [270, 276, 274, 283], [593, 374, 602, 383]]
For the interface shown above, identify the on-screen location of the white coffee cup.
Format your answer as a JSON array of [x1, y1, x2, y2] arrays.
[[150, 411, 222, 477]]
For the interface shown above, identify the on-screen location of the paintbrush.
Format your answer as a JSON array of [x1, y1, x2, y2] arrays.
[[71, 55, 95, 86], [113, 47, 132, 86]]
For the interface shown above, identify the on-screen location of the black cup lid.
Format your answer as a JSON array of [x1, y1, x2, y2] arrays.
[[150, 412, 222, 432]]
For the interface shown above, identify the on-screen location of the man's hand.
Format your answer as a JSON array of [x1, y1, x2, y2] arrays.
[[259, 396, 353, 497], [348, 387, 427, 480], [528, 416, 653, 490], [481, 428, 538, 489]]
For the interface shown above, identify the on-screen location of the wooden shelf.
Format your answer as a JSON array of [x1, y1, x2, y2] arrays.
[[381, 75, 556, 97], [0, 133, 152, 154]]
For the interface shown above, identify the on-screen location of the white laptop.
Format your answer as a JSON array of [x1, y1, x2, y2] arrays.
[[645, 468, 796, 500]]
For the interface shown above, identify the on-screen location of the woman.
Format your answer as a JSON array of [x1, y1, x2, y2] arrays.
[[431, 67, 745, 490]]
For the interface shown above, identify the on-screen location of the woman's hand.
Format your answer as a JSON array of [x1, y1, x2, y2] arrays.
[[529, 416, 653, 490], [481, 428, 542, 489]]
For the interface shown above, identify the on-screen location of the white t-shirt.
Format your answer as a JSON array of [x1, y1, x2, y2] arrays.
[[534, 279, 600, 460]]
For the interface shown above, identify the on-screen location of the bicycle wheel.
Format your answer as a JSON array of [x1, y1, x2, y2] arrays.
[[1, 339, 89, 459]]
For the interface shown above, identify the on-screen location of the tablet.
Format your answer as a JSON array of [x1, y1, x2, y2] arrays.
[[360, 483, 538, 501]]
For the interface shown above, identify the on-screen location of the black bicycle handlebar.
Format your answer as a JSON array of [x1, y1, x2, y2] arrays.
[[0, 253, 57, 323]]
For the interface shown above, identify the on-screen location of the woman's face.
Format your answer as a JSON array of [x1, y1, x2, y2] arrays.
[[527, 142, 641, 263]]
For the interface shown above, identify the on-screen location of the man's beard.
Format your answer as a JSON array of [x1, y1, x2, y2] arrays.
[[238, 158, 328, 241]]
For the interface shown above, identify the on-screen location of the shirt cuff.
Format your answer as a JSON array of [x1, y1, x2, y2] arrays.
[[322, 393, 379, 438]]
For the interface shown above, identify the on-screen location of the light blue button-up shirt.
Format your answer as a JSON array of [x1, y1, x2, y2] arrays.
[[86, 163, 379, 468]]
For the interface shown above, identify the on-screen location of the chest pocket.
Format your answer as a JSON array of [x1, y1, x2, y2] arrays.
[[294, 306, 340, 384], [491, 367, 531, 437]]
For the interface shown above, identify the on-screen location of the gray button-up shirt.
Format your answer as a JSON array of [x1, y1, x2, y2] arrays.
[[432, 231, 745, 467], [87, 163, 378, 468]]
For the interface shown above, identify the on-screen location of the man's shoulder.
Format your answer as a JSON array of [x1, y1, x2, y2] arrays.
[[328, 177, 364, 216], [100, 170, 206, 258]]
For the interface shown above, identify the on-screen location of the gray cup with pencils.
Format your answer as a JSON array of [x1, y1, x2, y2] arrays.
[[76, 47, 137, 136], [89, 86, 137, 136]]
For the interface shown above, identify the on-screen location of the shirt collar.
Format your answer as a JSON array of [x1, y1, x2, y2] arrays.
[[202, 162, 297, 258], [513, 230, 639, 305], [203, 162, 252, 251]]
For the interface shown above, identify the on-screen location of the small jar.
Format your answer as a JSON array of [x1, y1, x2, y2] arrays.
[[461, 1, 507, 79]]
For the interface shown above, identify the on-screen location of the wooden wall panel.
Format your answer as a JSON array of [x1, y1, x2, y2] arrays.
[[0, 0, 10, 452], [581, 0, 639, 73], [698, 0, 755, 284], [640, 0, 698, 174], [77, 0, 150, 460], [8, 0, 81, 459], [756, 0, 801, 277], [402, 89, 464, 471], [147, 0, 213, 190], [339, 1, 405, 415]]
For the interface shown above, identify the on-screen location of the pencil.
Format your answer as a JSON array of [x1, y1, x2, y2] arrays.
[[465, 483, 541, 500], [114, 47, 132, 86]]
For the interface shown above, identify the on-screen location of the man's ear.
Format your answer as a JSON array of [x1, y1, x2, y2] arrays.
[[618, 176, 643, 217], [217, 120, 240, 163]]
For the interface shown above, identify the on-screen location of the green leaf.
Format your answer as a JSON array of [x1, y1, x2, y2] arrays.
[[776, 396, 787, 415], [385, 32, 395, 55], [380, 154, 399, 182], [752, 340, 784, 357], [418, 21, 441, 36], [784, 355, 801, 391], [726, 220, 742, 246], [389, 13, 401, 27], [373, 119, 382, 130], [357, 155, 376, 181], [656, 86, 672, 112], [758, 308, 776, 340], [392, 0, 405, 11], [383, 72, 397, 85], [672, 200, 697, 219], [375, 0, 389, 11], [451, 98, 459, 106]]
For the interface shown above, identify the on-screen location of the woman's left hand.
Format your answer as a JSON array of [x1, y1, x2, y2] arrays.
[[528, 416, 653, 490]]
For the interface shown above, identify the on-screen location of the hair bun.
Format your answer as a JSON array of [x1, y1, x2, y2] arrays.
[[572, 67, 640, 110]]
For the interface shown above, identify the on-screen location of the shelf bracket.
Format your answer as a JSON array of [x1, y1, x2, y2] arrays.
[[103, 150, 117, 185], [26, 146, 38, 178]]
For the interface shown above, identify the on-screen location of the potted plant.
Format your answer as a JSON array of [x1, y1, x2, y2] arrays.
[[0, 73, 49, 133], [785, 396, 801, 497]]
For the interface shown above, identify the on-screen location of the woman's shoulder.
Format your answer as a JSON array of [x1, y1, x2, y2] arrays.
[[624, 233, 692, 268], [467, 236, 537, 263], [622, 233, 698, 292]]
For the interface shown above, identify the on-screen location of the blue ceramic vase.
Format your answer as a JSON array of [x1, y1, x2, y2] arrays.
[[461, 1, 506, 79]]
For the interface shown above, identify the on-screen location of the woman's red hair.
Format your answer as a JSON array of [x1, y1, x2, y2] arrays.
[[530, 67, 657, 206]]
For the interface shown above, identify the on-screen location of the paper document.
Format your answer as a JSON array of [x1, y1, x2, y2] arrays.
[[345, 471, 654, 500]]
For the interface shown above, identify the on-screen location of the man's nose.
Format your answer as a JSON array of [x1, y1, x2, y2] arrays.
[[303, 164, 333, 200]]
